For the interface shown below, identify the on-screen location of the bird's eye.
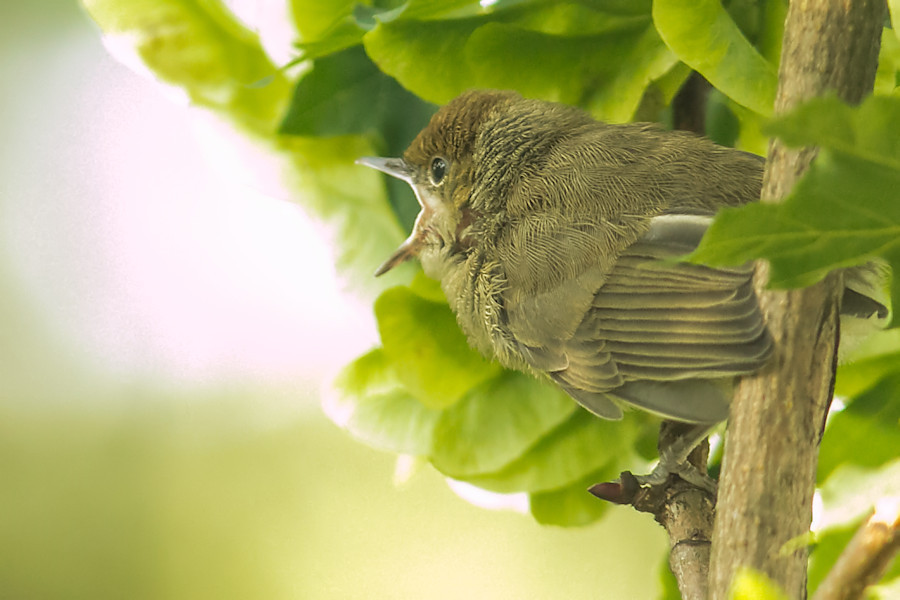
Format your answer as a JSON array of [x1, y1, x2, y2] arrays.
[[429, 157, 448, 185]]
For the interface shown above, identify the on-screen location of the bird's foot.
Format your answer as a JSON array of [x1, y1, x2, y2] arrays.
[[633, 452, 717, 495]]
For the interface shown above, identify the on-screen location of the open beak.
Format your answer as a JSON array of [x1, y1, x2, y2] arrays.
[[373, 236, 423, 276], [357, 156, 427, 277]]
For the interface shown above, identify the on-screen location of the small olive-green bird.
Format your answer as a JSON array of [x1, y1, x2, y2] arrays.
[[358, 89, 888, 425]]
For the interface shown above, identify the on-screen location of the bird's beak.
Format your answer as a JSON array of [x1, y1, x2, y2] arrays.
[[373, 235, 423, 276], [355, 157, 413, 184], [357, 156, 426, 277]]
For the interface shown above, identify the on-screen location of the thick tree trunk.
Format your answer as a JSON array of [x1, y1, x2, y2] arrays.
[[708, 2, 887, 599]]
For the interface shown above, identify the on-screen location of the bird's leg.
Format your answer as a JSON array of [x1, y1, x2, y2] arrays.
[[634, 423, 717, 494]]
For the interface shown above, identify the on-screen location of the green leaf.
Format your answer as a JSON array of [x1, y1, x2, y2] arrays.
[[818, 373, 900, 482], [690, 96, 900, 322], [397, 0, 487, 21], [585, 23, 679, 123], [875, 28, 900, 96], [363, 4, 672, 121], [408, 272, 446, 303], [763, 95, 900, 161], [653, 0, 777, 115], [705, 89, 741, 148], [891, 0, 900, 44], [279, 45, 436, 142], [289, 0, 357, 42], [460, 409, 650, 493], [694, 151, 900, 286], [869, 576, 900, 600], [375, 287, 501, 409], [293, 18, 366, 59], [429, 372, 576, 476], [363, 16, 484, 104], [836, 329, 900, 398], [279, 46, 392, 137], [730, 100, 770, 155], [728, 568, 790, 600], [331, 349, 441, 455], [757, 0, 787, 64], [528, 465, 616, 526], [576, 0, 652, 15], [279, 46, 436, 230], [82, 0, 290, 132], [350, 0, 460, 29]]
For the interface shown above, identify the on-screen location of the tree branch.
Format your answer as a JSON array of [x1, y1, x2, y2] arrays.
[[709, 2, 887, 599], [812, 499, 900, 600], [591, 422, 715, 600]]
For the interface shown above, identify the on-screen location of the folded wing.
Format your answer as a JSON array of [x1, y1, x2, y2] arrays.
[[540, 215, 773, 423]]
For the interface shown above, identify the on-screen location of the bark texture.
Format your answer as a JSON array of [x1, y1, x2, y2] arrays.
[[590, 423, 715, 600], [708, 1, 887, 599]]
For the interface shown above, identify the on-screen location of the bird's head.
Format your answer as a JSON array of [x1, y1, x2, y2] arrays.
[[357, 90, 520, 277]]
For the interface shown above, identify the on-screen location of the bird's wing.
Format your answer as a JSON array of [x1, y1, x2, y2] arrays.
[[542, 214, 773, 423]]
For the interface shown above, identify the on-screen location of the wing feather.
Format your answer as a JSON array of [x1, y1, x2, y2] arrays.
[[535, 214, 772, 422]]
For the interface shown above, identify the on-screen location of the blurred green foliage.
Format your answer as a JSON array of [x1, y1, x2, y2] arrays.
[[0, 391, 667, 599], [729, 569, 791, 600], [80, 0, 900, 594]]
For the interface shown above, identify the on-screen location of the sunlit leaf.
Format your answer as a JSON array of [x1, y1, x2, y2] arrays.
[[891, 0, 900, 44], [398, 0, 486, 21], [407, 272, 446, 303], [653, 0, 777, 115], [375, 287, 501, 409], [460, 410, 649, 493], [584, 24, 679, 123], [363, 4, 672, 122], [875, 28, 900, 96], [289, 0, 357, 41], [82, 0, 290, 132], [429, 372, 575, 476], [331, 349, 442, 455], [763, 95, 900, 159]]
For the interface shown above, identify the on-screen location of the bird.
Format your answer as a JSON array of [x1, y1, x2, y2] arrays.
[[357, 89, 889, 429]]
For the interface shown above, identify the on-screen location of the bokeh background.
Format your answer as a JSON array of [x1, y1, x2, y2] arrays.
[[0, 1, 666, 598]]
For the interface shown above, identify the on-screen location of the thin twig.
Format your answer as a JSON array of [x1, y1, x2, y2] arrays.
[[812, 498, 900, 600]]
